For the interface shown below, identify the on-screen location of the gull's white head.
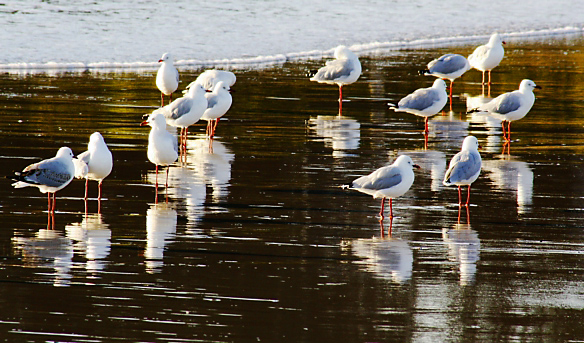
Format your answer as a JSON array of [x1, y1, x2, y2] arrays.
[[519, 79, 541, 92], [334, 45, 355, 60], [461, 135, 480, 151], [56, 147, 74, 159], [432, 78, 448, 90], [159, 52, 173, 63], [489, 33, 505, 46], [141, 111, 166, 128], [213, 81, 230, 93], [394, 155, 421, 170], [186, 83, 207, 96]]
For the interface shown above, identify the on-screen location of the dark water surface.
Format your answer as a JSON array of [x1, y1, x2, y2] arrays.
[[1, 36, 583, 342]]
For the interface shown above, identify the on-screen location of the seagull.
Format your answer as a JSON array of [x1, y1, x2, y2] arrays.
[[201, 81, 233, 138], [468, 33, 506, 85], [73, 132, 113, 202], [147, 83, 208, 148], [342, 155, 420, 220], [140, 111, 178, 191], [185, 70, 236, 92], [156, 52, 180, 106], [11, 147, 75, 213], [443, 136, 482, 206], [389, 79, 448, 134], [419, 54, 470, 98], [468, 79, 541, 142], [308, 45, 362, 108]]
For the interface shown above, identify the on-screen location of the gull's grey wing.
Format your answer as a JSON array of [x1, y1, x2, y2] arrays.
[[398, 88, 440, 111], [353, 165, 403, 190], [429, 54, 468, 74], [169, 97, 192, 120], [490, 92, 522, 114], [444, 151, 481, 183], [20, 159, 73, 187], [314, 58, 352, 81], [206, 93, 219, 110]]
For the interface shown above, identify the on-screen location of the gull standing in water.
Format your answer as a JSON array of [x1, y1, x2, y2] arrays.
[[343, 155, 420, 222], [11, 147, 75, 216], [201, 81, 232, 139], [156, 52, 180, 106], [468, 33, 506, 86], [468, 79, 541, 143], [309, 45, 361, 113], [73, 132, 113, 211], [141, 112, 178, 200], [419, 53, 470, 107], [443, 136, 482, 207], [389, 79, 448, 136], [147, 83, 208, 153]]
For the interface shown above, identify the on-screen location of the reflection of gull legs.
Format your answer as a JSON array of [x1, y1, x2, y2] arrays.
[[351, 237, 413, 284]]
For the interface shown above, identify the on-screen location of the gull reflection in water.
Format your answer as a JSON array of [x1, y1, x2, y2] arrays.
[[442, 223, 480, 285], [12, 229, 74, 287], [400, 149, 446, 192], [351, 236, 413, 284], [308, 115, 360, 157], [65, 213, 111, 273], [483, 156, 534, 214], [428, 112, 469, 149], [145, 202, 177, 273], [464, 93, 508, 153], [186, 138, 234, 203]]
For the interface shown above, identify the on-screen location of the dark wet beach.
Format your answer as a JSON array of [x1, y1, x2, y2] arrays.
[[1, 35, 583, 342]]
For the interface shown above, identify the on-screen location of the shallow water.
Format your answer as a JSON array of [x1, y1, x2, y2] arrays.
[[1, 36, 584, 342]]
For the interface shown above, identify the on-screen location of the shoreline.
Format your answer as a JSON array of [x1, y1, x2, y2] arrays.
[[1, 26, 583, 74]]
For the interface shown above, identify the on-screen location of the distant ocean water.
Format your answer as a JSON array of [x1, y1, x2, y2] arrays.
[[0, 0, 582, 71]]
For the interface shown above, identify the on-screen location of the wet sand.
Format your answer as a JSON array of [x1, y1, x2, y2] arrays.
[[0, 34, 583, 342]]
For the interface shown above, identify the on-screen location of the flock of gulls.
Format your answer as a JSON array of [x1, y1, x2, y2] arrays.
[[10, 33, 540, 232]]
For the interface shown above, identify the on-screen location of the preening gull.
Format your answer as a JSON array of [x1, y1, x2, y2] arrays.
[[309, 45, 362, 106], [468, 33, 505, 85], [73, 132, 113, 202], [156, 52, 180, 106], [420, 54, 470, 98], [201, 81, 233, 138], [11, 147, 75, 213], [185, 70, 236, 92], [389, 79, 448, 134], [140, 111, 178, 190], [443, 136, 482, 206], [343, 155, 420, 220], [468, 79, 541, 142]]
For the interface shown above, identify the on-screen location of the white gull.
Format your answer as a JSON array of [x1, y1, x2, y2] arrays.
[[201, 81, 233, 138], [156, 52, 180, 106], [468, 33, 506, 85], [140, 111, 178, 190], [309, 45, 362, 104], [443, 136, 482, 206], [389, 79, 448, 134], [420, 54, 470, 98], [73, 132, 113, 201], [11, 146, 75, 213], [185, 70, 236, 92], [468, 79, 541, 142], [343, 155, 420, 220]]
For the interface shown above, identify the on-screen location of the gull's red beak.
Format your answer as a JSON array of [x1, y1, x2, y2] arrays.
[[140, 121, 149, 126], [413, 164, 421, 170], [158, 59, 163, 62]]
